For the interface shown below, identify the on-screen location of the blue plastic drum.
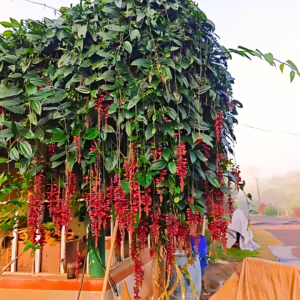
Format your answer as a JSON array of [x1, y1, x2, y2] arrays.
[[190, 235, 208, 277]]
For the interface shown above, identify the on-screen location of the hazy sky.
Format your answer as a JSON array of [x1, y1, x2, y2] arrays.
[[1, 0, 300, 186]]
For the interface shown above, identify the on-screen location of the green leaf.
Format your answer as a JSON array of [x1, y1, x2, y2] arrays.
[[150, 160, 167, 171], [168, 162, 177, 175], [145, 123, 154, 140], [133, 213, 140, 228], [287, 60, 298, 72], [28, 112, 37, 125], [126, 121, 132, 136], [9, 148, 19, 161], [67, 156, 76, 172], [205, 170, 220, 188], [0, 157, 8, 163], [161, 148, 171, 161], [174, 197, 180, 203], [279, 63, 284, 73], [84, 128, 99, 140], [18, 141, 33, 159], [51, 133, 67, 143], [166, 107, 179, 121], [130, 29, 140, 40], [27, 165, 44, 177], [164, 123, 174, 136], [104, 151, 117, 172], [104, 24, 127, 32], [128, 95, 140, 109], [264, 53, 274, 66], [50, 151, 66, 162], [121, 180, 130, 194], [114, 0, 122, 8], [194, 150, 206, 162], [26, 84, 37, 95], [97, 70, 115, 81], [178, 201, 186, 210], [7, 199, 22, 208], [11, 121, 18, 136], [76, 86, 90, 94], [131, 59, 152, 68], [105, 125, 115, 133], [6, 105, 25, 114], [0, 97, 22, 107], [19, 159, 30, 175], [30, 100, 42, 115], [100, 130, 107, 141], [138, 172, 152, 187], [189, 150, 196, 164], [23, 240, 36, 252], [0, 86, 23, 99], [124, 41, 132, 54], [108, 103, 117, 114], [290, 71, 296, 83]]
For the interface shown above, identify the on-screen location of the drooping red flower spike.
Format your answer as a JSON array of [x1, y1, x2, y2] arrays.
[[214, 112, 224, 143], [28, 171, 45, 244]]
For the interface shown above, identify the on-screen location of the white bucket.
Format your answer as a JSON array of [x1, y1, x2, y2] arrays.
[[171, 250, 202, 300]]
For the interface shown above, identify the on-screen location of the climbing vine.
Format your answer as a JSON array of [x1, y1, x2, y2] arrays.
[[0, 0, 243, 297]]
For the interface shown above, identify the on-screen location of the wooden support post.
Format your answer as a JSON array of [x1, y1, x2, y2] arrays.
[[202, 216, 206, 236], [60, 225, 66, 274], [110, 218, 115, 266], [121, 236, 125, 261], [10, 227, 18, 272], [86, 226, 89, 275], [100, 218, 119, 300]]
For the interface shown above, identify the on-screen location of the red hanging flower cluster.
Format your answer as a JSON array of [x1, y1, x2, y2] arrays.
[[107, 174, 131, 237], [155, 169, 167, 203], [174, 133, 187, 192], [164, 213, 178, 270], [47, 180, 59, 219], [208, 220, 228, 252], [94, 94, 110, 130], [151, 145, 161, 162], [73, 135, 81, 164], [150, 209, 160, 244], [227, 198, 235, 221], [28, 171, 44, 244], [85, 163, 108, 247], [196, 138, 210, 158], [47, 142, 56, 157], [217, 170, 225, 185], [130, 220, 148, 300], [214, 112, 224, 143], [73, 242, 83, 280], [124, 143, 140, 218], [187, 194, 194, 205], [232, 165, 242, 190], [141, 188, 152, 216], [186, 208, 202, 237], [177, 223, 190, 252]]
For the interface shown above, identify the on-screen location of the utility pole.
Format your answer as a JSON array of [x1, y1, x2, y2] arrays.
[[256, 178, 261, 204]]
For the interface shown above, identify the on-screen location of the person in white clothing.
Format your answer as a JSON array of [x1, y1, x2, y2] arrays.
[[226, 209, 260, 251]]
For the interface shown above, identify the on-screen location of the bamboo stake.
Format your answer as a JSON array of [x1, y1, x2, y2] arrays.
[[0, 252, 25, 275], [100, 218, 119, 300]]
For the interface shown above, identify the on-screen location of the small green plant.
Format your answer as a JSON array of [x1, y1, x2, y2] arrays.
[[210, 242, 260, 263], [265, 205, 277, 216]]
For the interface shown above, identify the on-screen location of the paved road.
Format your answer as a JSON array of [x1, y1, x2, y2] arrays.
[[250, 215, 300, 266]]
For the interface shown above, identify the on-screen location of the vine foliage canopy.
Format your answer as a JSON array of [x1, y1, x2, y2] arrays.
[[0, 0, 242, 297]]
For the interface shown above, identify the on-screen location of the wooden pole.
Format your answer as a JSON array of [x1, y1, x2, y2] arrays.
[[256, 178, 261, 204], [100, 218, 119, 300]]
